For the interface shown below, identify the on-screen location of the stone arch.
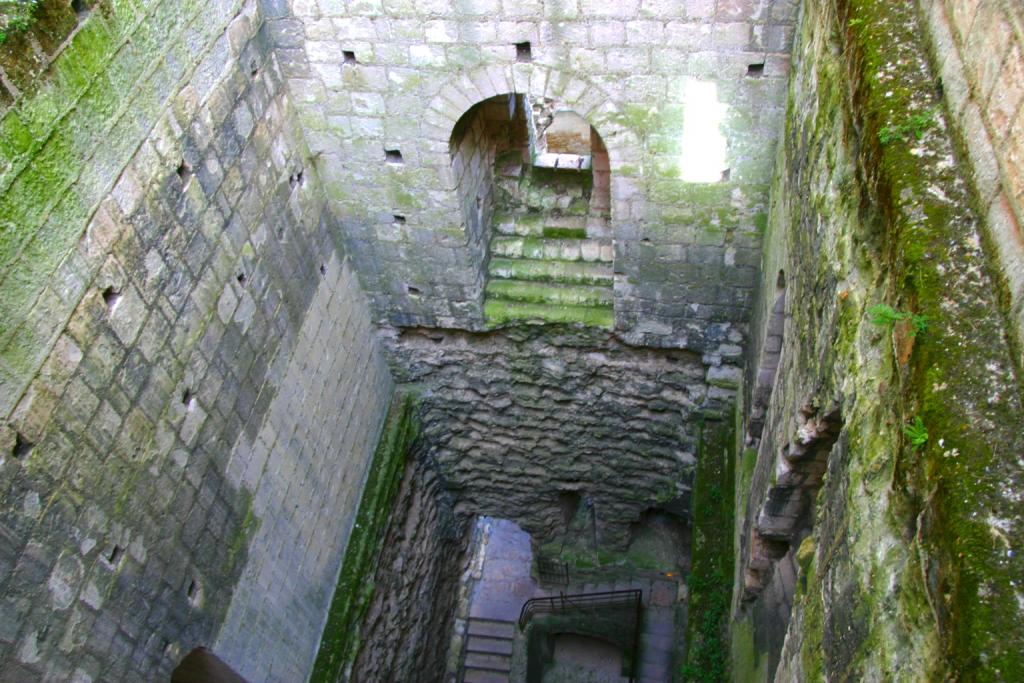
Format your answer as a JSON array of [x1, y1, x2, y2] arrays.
[[422, 64, 638, 223]]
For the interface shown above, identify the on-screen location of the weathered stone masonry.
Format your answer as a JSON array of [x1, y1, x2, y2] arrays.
[[264, 0, 798, 351], [732, 0, 1024, 680], [1, 2, 394, 681], [0, 1, 1021, 682]]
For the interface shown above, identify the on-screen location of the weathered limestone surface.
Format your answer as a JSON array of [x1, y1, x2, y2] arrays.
[[262, 0, 798, 351], [919, 0, 1024, 365], [382, 325, 736, 550], [733, 0, 1024, 680], [0, 2, 395, 681], [214, 254, 392, 682]]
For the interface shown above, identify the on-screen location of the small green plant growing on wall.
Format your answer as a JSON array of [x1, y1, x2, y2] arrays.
[[0, 0, 40, 44], [867, 304, 929, 336], [878, 109, 937, 145], [903, 416, 929, 451]]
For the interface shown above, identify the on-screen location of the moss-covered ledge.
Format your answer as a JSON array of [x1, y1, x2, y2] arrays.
[[310, 391, 419, 683]]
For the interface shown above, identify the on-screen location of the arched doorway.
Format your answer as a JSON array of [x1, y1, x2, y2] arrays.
[[449, 94, 614, 328]]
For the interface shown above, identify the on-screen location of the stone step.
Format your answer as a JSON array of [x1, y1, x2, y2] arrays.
[[464, 652, 512, 673], [486, 279, 613, 307], [467, 618, 517, 640], [466, 635, 514, 656], [463, 668, 509, 683], [488, 257, 613, 286], [541, 225, 588, 239], [484, 300, 614, 329], [490, 236, 613, 263], [493, 213, 589, 237]]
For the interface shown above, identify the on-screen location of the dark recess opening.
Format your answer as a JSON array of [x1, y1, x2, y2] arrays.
[[289, 169, 304, 188], [182, 389, 195, 409], [249, 58, 259, 77], [558, 490, 581, 527], [187, 579, 198, 601], [72, 0, 89, 17], [407, 285, 422, 297], [107, 545, 123, 565], [747, 62, 765, 77], [177, 160, 193, 184], [319, 263, 327, 276], [12, 433, 33, 459], [342, 50, 358, 65], [101, 286, 121, 313], [236, 272, 246, 286], [393, 214, 406, 225], [515, 41, 532, 62], [385, 149, 404, 164]]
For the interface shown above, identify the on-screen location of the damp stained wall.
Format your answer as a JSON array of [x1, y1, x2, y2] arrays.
[[733, 0, 1024, 680], [0, 2, 395, 680]]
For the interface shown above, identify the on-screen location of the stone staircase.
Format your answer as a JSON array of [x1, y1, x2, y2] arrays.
[[461, 617, 516, 683], [484, 213, 614, 328]]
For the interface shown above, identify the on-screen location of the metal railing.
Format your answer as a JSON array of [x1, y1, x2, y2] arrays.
[[536, 557, 570, 586], [518, 589, 643, 682], [518, 588, 642, 630]]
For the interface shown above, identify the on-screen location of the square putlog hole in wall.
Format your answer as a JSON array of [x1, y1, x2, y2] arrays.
[[342, 50, 358, 65], [385, 149, 404, 165], [747, 63, 765, 77], [515, 42, 532, 63]]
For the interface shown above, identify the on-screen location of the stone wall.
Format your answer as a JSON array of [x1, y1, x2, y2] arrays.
[[733, 0, 1024, 679], [260, 0, 797, 352], [919, 0, 1024, 366], [383, 324, 737, 552], [349, 457, 467, 683], [0, 1, 396, 681], [214, 253, 392, 682]]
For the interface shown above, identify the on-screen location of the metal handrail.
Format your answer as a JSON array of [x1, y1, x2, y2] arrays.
[[518, 589, 644, 683], [517, 589, 642, 631]]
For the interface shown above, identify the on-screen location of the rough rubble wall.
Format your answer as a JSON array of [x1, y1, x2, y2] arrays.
[[260, 0, 798, 352], [350, 458, 467, 683], [0, 1, 397, 681], [733, 0, 1024, 680], [919, 0, 1024, 366], [383, 325, 738, 551]]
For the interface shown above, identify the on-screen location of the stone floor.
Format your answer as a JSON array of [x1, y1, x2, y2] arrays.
[[464, 518, 682, 683]]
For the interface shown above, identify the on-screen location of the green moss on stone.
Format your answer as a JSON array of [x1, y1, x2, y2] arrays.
[[682, 409, 736, 682], [485, 279, 612, 307], [730, 615, 769, 683], [541, 226, 586, 239], [483, 299, 613, 329], [310, 392, 419, 683]]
